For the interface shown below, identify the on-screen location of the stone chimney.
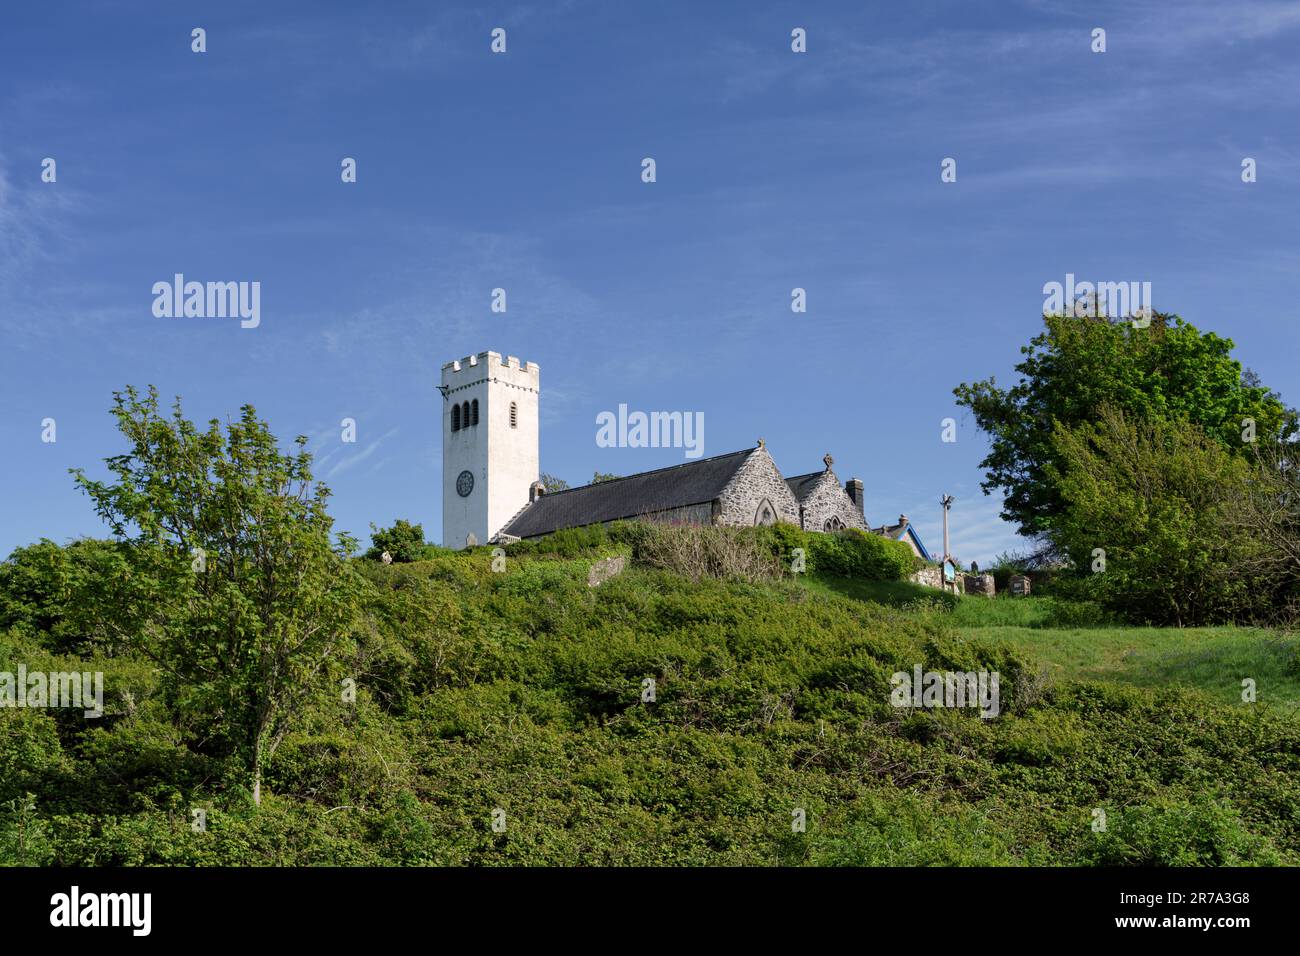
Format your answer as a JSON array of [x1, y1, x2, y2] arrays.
[[529, 480, 545, 503], [898, 514, 909, 527], [845, 478, 865, 519]]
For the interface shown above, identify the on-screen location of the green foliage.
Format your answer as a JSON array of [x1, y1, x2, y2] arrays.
[[807, 528, 918, 580], [1082, 797, 1284, 866], [591, 471, 619, 484], [5, 539, 1297, 866], [3, 389, 1298, 864], [0, 793, 54, 867], [539, 472, 569, 493], [749, 523, 918, 580], [69, 385, 366, 804], [508, 522, 917, 585], [1048, 407, 1261, 625], [955, 312, 1294, 539], [505, 523, 616, 559], [365, 519, 427, 563], [0, 538, 128, 653]]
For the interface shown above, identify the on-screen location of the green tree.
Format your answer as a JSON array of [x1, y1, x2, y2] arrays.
[[72, 386, 363, 805], [539, 472, 569, 493], [954, 312, 1293, 539], [591, 471, 619, 484], [366, 519, 426, 562], [0, 538, 127, 653], [1229, 441, 1300, 622], [0, 793, 52, 867], [1048, 406, 1259, 625]]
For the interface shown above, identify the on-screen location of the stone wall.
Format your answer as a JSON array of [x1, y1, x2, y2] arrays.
[[963, 573, 996, 597], [911, 565, 944, 589], [796, 470, 868, 532], [587, 555, 626, 587], [716, 445, 801, 526]]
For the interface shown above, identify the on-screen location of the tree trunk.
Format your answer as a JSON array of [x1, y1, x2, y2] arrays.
[[252, 741, 263, 807]]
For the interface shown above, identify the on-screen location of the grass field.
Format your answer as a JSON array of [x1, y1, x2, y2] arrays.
[[803, 576, 1300, 712]]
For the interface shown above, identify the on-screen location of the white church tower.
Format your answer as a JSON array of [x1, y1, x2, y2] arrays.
[[440, 351, 540, 549]]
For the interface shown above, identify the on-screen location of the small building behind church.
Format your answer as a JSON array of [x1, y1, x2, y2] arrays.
[[871, 514, 933, 562]]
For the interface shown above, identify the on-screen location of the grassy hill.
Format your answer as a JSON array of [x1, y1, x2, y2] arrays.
[[806, 576, 1300, 711], [3, 535, 1299, 866]]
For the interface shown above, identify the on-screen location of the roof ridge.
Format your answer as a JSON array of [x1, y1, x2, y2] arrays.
[[535, 446, 756, 498]]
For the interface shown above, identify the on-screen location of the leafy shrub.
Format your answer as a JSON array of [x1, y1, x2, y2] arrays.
[[505, 523, 614, 559], [1048, 407, 1263, 626], [365, 519, 427, 563], [0, 539, 129, 653], [1081, 797, 1284, 866], [6, 530, 1300, 867], [752, 523, 917, 581]]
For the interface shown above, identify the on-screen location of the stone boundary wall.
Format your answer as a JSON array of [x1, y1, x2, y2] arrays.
[[912, 565, 944, 589]]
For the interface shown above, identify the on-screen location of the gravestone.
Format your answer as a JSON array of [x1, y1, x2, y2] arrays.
[[587, 555, 626, 588], [1009, 574, 1031, 597]]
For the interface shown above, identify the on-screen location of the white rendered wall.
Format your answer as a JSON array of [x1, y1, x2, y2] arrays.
[[441, 351, 539, 548]]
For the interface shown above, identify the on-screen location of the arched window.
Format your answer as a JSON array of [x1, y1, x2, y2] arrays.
[[755, 499, 776, 526], [461, 402, 470, 428], [510, 402, 518, 428], [471, 399, 479, 426], [451, 404, 460, 431], [824, 516, 844, 532]]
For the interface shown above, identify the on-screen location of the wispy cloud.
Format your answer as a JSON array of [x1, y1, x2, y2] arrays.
[[0, 159, 80, 317], [325, 426, 400, 479]]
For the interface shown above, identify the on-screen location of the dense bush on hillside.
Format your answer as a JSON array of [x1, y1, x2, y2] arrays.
[[506, 521, 918, 584], [365, 519, 428, 563], [955, 312, 1300, 628], [3, 539, 1297, 866], [1048, 407, 1271, 626]]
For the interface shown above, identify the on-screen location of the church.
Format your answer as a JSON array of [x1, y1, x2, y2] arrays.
[[440, 350, 933, 558]]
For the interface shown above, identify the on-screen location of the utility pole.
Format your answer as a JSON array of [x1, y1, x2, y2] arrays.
[[940, 494, 954, 592]]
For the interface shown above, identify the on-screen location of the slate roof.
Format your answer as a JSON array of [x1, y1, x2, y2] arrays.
[[784, 471, 826, 501], [499, 448, 756, 540]]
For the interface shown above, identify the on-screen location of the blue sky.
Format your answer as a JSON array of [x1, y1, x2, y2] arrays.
[[2, 0, 1298, 563]]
